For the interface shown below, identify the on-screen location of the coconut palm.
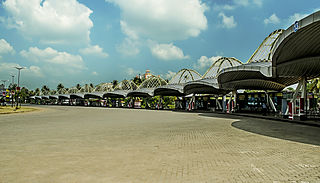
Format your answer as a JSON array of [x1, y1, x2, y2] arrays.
[[76, 83, 81, 90], [41, 85, 50, 95], [57, 83, 64, 91], [307, 78, 320, 93], [112, 80, 118, 89]]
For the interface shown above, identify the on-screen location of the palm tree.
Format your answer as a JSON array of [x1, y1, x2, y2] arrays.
[[112, 80, 118, 89], [57, 83, 64, 91], [307, 78, 320, 93], [76, 83, 81, 90], [35, 88, 40, 96], [133, 77, 142, 86], [41, 85, 50, 95]]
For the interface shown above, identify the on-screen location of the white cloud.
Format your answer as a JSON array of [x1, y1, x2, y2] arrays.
[[284, 8, 320, 28], [150, 43, 189, 61], [264, 13, 280, 25], [214, 0, 262, 11], [219, 13, 237, 29], [3, 0, 93, 45], [213, 4, 236, 11], [0, 62, 44, 78], [107, 0, 208, 42], [92, 71, 98, 76], [116, 38, 140, 56], [79, 45, 109, 58], [193, 56, 222, 71], [28, 65, 43, 77], [0, 39, 15, 58], [125, 68, 140, 77], [234, 0, 249, 7], [20, 47, 86, 73], [234, 0, 262, 7], [163, 70, 176, 80], [252, 0, 263, 7]]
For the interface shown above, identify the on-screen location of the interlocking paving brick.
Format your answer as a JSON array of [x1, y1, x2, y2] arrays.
[[0, 106, 319, 182]]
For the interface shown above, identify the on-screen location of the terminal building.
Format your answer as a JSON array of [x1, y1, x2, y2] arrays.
[[26, 11, 320, 121]]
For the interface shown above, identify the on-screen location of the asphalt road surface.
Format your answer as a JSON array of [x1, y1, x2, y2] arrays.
[[0, 106, 319, 182]]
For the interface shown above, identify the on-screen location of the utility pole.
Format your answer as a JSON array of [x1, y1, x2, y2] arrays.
[[14, 67, 25, 109]]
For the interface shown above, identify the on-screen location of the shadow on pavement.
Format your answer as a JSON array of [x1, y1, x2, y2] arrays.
[[198, 112, 320, 146]]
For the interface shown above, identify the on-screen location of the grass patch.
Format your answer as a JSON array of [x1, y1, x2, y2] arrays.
[[0, 106, 39, 114]]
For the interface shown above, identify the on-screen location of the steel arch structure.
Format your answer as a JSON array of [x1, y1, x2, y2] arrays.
[[184, 57, 242, 95], [217, 30, 285, 90], [127, 76, 167, 97], [154, 69, 201, 96], [103, 80, 138, 98]]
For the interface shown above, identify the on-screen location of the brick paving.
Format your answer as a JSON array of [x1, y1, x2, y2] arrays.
[[0, 106, 319, 182]]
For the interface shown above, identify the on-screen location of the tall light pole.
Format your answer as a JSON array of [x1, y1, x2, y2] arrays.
[[14, 66, 25, 109]]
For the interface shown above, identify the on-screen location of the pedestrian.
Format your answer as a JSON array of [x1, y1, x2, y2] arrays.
[[262, 102, 267, 116]]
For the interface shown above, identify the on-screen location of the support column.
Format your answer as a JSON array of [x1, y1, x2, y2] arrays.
[[232, 90, 237, 113], [300, 77, 307, 120], [222, 95, 227, 113]]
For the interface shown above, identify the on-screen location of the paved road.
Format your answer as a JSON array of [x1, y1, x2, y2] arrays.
[[0, 106, 319, 183]]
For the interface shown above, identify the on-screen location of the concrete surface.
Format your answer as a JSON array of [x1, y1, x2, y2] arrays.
[[0, 106, 319, 182]]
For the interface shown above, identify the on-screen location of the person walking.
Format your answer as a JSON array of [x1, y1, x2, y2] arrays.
[[262, 102, 267, 116]]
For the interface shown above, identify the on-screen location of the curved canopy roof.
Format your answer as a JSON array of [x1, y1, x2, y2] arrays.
[[67, 87, 79, 94], [184, 57, 242, 94], [128, 76, 167, 97], [272, 10, 320, 81], [203, 57, 242, 79], [57, 88, 68, 95], [154, 69, 201, 96], [114, 80, 138, 90], [94, 83, 113, 92], [49, 95, 58, 99], [247, 29, 283, 63], [104, 80, 138, 98], [138, 76, 167, 89], [103, 90, 130, 98], [217, 30, 286, 91], [168, 69, 201, 84], [79, 84, 94, 93], [84, 92, 103, 99]]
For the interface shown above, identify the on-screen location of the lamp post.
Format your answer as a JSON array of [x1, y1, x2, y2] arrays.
[[14, 66, 25, 109]]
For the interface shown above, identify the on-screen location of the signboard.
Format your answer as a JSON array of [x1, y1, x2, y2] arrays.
[[239, 95, 245, 100], [294, 21, 299, 32]]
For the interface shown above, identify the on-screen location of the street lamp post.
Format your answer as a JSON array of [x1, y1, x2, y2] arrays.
[[14, 67, 25, 109]]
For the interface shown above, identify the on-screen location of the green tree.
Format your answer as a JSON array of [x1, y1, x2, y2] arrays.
[[133, 77, 142, 86], [41, 85, 50, 95], [57, 83, 64, 91], [20, 87, 29, 103], [307, 78, 320, 93], [76, 83, 81, 90], [35, 88, 40, 96], [112, 80, 118, 89]]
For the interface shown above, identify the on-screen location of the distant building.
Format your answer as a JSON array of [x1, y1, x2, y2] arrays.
[[144, 70, 152, 79]]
